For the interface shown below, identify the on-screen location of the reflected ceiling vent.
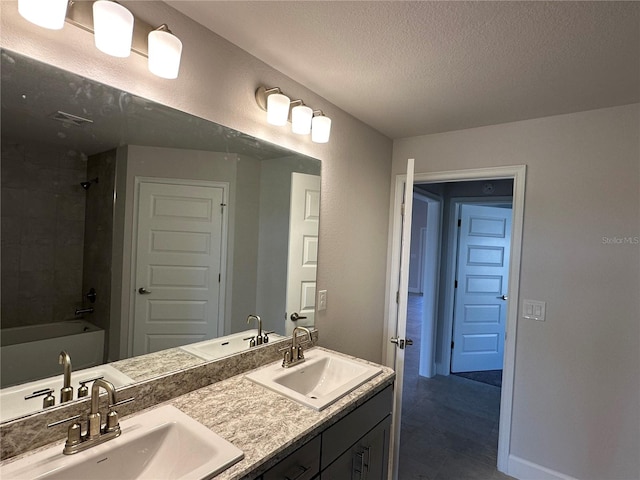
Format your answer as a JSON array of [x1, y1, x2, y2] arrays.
[[49, 110, 94, 127]]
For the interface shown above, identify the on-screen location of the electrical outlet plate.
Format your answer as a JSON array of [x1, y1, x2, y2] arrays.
[[318, 290, 327, 311], [522, 299, 546, 321]]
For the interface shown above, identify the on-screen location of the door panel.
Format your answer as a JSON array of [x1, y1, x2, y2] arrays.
[[389, 158, 414, 480], [451, 204, 511, 373], [285, 173, 321, 335], [133, 181, 225, 356]]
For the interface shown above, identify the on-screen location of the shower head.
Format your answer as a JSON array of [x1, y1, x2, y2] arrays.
[[80, 177, 99, 190]]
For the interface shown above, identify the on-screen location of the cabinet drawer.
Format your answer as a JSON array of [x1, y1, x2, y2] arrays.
[[321, 385, 393, 469], [264, 435, 321, 480]]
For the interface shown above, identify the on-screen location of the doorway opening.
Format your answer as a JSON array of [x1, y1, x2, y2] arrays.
[[385, 165, 526, 478], [400, 181, 513, 478]]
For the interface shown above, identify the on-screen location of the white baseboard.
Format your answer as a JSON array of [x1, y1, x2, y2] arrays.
[[508, 455, 579, 480]]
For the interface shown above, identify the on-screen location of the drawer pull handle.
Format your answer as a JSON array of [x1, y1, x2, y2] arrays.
[[285, 464, 309, 480], [354, 446, 372, 479]]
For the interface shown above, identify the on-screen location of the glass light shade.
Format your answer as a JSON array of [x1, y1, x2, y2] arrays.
[[311, 115, 332, 143], [93, 1, 134, 58], [266, 93, 290, 126], [291, 105, 313, 135], [148, 30, 183, 79], [18, 0, 68, 30]]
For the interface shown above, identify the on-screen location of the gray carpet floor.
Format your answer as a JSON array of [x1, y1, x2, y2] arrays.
[[398, 294, 514, 479], [453, 370, 503, 388]]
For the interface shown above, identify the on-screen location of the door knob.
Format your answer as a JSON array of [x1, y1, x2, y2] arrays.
[[497, 295, 508, 300], [290, 312, 307, 322], [138, 287, 152, 295], [390, 337, 413, 349]]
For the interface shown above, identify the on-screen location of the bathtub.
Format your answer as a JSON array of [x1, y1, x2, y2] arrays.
[[0, 320, 105, 388]]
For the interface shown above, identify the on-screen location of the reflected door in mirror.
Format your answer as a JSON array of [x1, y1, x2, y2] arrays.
[[285, 173, 320, 335], [133, 179, 227, 355]]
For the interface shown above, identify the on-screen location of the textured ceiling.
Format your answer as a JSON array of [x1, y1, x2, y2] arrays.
[[167, 1, 640, 139]]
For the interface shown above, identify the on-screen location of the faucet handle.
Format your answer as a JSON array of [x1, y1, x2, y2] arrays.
[[108, 397, 135, 409], [105, 410, 119, 433], [47, 414, 82, 429], [262, 331, 275, 343]]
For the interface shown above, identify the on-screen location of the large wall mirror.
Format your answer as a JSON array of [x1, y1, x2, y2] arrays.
[[0, 49, 321, 418]]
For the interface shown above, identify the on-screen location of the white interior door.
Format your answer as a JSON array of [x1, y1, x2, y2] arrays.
[[285, 173, 320, 336], [389, 158, 414, 480], [451, 204, 512, 373], [133, 180, 226, 356]]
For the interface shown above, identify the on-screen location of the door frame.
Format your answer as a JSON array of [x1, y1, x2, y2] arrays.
[[408, 192, 431, 294], [415, 190, 443, 378], [383, 165, 526, 474], [440, 197, 513, 376], [127, 176, 229, 357]]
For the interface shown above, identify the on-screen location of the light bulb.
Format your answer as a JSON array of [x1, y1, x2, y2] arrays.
[[266, 93, 290, 126], [311, 115, 332, 143], [18, 0, 68, 30], [291, 105, 313, 135], [93, 0, 134, 58], [148, 29, 183, 79]]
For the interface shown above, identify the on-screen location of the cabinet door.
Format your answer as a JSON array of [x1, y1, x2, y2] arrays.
[[321, 415, 391, 480]]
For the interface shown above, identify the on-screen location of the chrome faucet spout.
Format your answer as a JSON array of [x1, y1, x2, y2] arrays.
[[283, 326, 312, 368], [58, 351, 73, 403], [247, 314, 263, 344], [90, 379, 117, 416], [88, 379, 118, 440], [292, 326, 312, 350]]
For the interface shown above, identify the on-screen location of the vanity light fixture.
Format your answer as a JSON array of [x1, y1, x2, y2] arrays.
[[92, 0, 134, 58], [18, 0, 68, 30], [17, 0, 183, 79], [311, 112, 332, 144], [255, 86, 332, 143]]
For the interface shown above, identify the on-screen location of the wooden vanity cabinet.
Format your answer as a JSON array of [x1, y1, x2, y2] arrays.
[[257, 385, 393, 480]]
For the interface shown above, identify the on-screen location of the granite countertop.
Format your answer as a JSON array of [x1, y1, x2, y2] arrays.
[[169, 346, 395, 479], [1, 346, 395, 480]]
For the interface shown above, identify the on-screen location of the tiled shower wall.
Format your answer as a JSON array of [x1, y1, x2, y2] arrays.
[[1, 139, 87, 328], [82, 149, 116, 359]]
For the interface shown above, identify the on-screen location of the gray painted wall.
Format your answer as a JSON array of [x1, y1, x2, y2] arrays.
[[0, 1, 393, 363]]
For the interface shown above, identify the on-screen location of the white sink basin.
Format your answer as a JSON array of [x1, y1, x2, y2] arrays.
[[0, 365, 134, 423], [180, 329, 284, 361], [245, 349, 382, 411], [0, 405, 244, 480]]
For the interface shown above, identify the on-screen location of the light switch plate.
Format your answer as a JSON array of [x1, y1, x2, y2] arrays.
[[318, 290, 327, 311], [522, 299, 546, 321]]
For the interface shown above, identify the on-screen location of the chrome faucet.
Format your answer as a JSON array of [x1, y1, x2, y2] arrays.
[[49, 378, 133, 455], [87, 379, 119, 439], [59, 351, 73, 403], [282, 326, 312, 368], [247, 314, 265, 345]]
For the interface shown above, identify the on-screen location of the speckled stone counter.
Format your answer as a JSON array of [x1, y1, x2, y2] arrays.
[[0, 332, 318, 460], [1, 346, 395, 480]]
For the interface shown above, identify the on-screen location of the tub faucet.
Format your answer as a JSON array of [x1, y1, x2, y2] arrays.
[[247, 314, 264, 345], [75, 307, 94, 316], [59, 351, 73, 403], [282, 326, 312, 368]]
